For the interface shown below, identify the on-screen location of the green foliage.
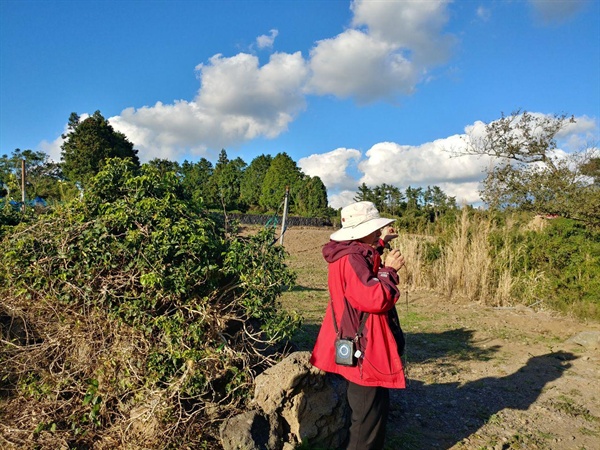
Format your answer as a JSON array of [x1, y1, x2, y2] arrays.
[[260, 152, 303, 212], [517, 219, 600, 317], [0, 201, 34, 240], [0, 148, 68, 202], [295, 176, 329, 218], [207, 149, 247, 211], [61, 111, 140, 187], [483, 215, 600, 319], [0, 158, 300, 446], [180, 157, 213, 206], [465, 109, 600, 227], [353, 182, 459, 231], [580, 157, 600, 185], [240, 154, 273, 210]]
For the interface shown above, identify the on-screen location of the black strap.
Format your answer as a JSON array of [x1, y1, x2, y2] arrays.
[[330, 299, 369, 339]]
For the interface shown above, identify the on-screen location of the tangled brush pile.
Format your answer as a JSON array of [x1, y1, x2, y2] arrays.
[[0, 158, 300, 449]]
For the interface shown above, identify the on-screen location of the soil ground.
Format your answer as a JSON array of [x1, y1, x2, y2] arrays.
[[275, 226, 600, 450]]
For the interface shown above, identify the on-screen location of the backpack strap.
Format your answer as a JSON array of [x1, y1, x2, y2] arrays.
[[330, 299, 369, 339]]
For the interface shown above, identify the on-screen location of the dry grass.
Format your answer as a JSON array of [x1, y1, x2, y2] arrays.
[[279, 214, 526, 312]]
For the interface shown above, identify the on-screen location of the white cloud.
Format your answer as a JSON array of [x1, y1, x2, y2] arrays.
[[308, 0, 455, 102], [39, 135, 64, 163], [329, 190, 358, 210], [298, 148, 362, 191], [61, 1, 455, 157], [358, 137, 492, 188], [528, 0, 588, 24], [557, 115, 598, 151], [307, 29, 418, 101], [109, 52, 309, 161], [256, 29, 279, 49], [437, 181, 483, 205], [306, 113, 597, 209], [300, 133, 494, 209], [351, 0, 454, 66]]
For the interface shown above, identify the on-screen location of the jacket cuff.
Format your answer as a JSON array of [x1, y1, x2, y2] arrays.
[[378, 266, 400, 285]]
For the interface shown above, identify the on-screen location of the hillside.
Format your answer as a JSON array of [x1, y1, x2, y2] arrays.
[[278, 227, 600, 450]]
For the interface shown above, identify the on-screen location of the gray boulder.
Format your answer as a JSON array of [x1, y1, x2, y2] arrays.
[[221, 351, 349, 450], [567, 331, 600, 349], [220, 410, 282, 450]]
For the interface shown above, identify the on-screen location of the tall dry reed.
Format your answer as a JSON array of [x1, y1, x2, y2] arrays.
[[392, 209, 530, 306]]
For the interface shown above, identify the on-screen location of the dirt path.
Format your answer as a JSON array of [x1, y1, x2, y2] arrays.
[[277, 227, 600, 450]]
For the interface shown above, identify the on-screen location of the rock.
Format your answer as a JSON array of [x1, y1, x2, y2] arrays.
[[220, 410, 282, 450], [221, 351, 350, 449], [253, 351, 319, 415], [567, 331, 600, 349], [254, 351, 350, 449]]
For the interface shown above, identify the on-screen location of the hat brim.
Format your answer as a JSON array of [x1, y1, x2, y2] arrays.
[[330, 217, 395, 242]]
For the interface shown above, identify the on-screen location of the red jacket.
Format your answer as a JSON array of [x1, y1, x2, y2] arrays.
[[310, 240, 406, 389]]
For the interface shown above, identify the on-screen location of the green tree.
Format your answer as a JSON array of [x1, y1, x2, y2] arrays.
[[207, 149, 246, 211], [260, 152, 302, 212], [61, 111, 140, 187], [464, 110, 599, 225], [387, 185, 405, 216], [0, 149, 70, 202], [405, 186, 423, 212], [354, 183, 374, 203], [580, 157, 600, 186], [181, 158, 213, 206], [295, 175, 329, 217], [424, 185, 456, 220], [354, 183, 404, 216], [0, 151, 23, 199], [146, 158, 181, 178], [240, 154, 273, 211]]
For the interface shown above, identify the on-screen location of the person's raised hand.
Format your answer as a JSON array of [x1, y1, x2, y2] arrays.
[[381, 226, 398, 246], [384, 249, 405, 271]]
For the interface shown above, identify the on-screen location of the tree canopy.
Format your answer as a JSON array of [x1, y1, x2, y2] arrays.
[[462, 109, 600, 226], [260, 152, 303, 211], [61, 111, 140, 187]]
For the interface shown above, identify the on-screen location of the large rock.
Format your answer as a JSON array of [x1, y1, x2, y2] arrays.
[[220, 410, 282, 450], [221, 351, 349, 450], [567, 331, 600, 349]]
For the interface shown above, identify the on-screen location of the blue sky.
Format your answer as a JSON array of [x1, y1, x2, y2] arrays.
[[1, 0, 599, 208]]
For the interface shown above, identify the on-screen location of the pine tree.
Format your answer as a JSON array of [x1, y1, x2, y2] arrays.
[[61, 111, 139, 187]]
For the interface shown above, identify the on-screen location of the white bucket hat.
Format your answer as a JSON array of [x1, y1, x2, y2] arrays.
[[330, 201, 395, 241]]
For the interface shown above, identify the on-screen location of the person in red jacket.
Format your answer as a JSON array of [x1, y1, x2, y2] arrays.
[[310, 201, 406, 450]]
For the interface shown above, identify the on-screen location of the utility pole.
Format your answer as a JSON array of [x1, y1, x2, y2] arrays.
[[280, 186, 289, 246], [21, 159, 26, 212]]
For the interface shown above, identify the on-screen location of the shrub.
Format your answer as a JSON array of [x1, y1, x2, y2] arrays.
[[516, 218, 600, 318], [0, 158, 300, 448], [396, 209, 600, 320]]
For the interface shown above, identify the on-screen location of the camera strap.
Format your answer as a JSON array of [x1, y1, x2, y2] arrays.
[[330, 299, 369, 340]]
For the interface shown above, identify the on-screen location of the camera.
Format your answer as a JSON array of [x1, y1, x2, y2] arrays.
[[335, 338, 356, 366]]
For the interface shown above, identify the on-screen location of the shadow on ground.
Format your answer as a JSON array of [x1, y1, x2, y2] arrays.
[[387, 350, 576, 449], [290, 322, 576, 449]]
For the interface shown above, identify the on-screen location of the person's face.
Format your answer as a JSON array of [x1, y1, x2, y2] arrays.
[[358, 228, 382, 246]]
